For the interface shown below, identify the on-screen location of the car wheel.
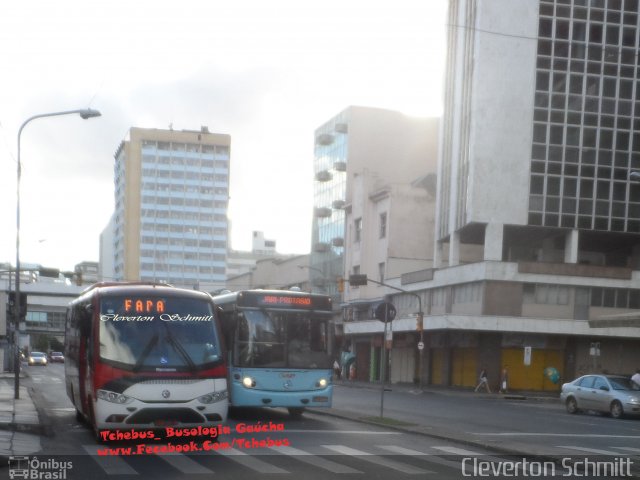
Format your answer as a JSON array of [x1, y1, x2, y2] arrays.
[[610, 400, 624, 419], [566, 397, 579, 414]]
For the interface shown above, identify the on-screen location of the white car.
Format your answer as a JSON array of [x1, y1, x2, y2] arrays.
[[560, 374, 640, 419], [27, 351, 48, 366]]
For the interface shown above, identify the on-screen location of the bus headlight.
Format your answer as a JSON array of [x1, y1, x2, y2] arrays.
[[97, 389, 133, 405], [316, 378, 328, 388], [198, 390, 228, 404], [242, 377, 256, 388]]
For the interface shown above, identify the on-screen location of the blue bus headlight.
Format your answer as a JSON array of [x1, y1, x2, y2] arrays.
[[198, 390, 228, 404], [242, 377, 256, 388], [316, 378, 328, 388], [97, 389, 133, 404]]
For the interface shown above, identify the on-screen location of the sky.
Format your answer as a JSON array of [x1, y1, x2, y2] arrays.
[[0, 0, 447, 272]]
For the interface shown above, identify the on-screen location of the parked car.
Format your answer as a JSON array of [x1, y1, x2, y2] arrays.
[[49, 352, 64, 363], [27, 352, 48, 367], [560, 374, 640, 419]]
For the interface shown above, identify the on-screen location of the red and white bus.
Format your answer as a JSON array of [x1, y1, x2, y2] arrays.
[[65, 283, 228, 437]]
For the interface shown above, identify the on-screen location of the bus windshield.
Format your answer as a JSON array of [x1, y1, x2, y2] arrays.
[[99, 295, 221, 371], [235, 310, 331, 369]]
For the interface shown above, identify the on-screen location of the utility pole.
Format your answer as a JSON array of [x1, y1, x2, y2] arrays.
[[348, 274, 424, 390]]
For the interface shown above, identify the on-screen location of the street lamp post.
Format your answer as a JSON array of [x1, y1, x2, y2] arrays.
[[14, 108, 101, 399]]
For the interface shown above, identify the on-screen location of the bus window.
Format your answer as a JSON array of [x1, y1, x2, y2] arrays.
[[287, 317, 331, 369], [236, 310, 285, 368]]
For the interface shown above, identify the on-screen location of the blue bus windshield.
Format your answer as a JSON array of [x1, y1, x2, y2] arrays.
[[235, 310, 331, 369]]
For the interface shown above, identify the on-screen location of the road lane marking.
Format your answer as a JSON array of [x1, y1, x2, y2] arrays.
[[321, 445, 432, 474], [284, 430, 401, 434], [272, 445, 362, 473], [155, 452, 213, 474], [432, 446, 483, 456], [557, 446, 631, 455], [377, 445, 432, 456], [616, 447, 640, 454], [83, 445, 138, 475], [472, 433, 640, 438], [215, 447, 288, 473], [377, 445, 468, 471]]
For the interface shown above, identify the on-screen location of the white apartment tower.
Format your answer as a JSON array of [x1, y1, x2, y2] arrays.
[[112, 127, 230, 288]]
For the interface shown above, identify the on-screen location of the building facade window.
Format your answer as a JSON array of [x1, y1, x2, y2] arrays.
[[354, 218, 362, 242], [379, 212, 387, 238]]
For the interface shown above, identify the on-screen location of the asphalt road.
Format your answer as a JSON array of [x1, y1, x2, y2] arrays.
[[332, 382, 640, 460], [23, 364, 529, 480]]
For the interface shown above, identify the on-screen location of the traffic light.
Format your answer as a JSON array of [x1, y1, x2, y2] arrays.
[[337, 277, 344, 292], [8, 292, 27, 321], [416, 312, 424, 332]]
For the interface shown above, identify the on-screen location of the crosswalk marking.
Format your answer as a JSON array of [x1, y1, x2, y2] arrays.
[[557, 446, 629, 456], [80, 442, 504, 476], [156, 451, 213, 474], [432, 446, 483, 456], [83, 445, 139, 475], [215, 447, 289, 473], [272, 445, 362, 474], [378, 445, 472, 471], [377, 445, 432, 456], [31, 376, 62, 383], [616, 447, 640, 454], [321, 445, 433, 474]]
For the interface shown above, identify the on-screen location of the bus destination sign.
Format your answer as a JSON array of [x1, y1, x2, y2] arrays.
[[260, 295, 312, 307], [123, 298, 166, 313]]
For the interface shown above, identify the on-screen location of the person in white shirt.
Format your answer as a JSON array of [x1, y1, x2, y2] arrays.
[[631, 369, 640, 389]]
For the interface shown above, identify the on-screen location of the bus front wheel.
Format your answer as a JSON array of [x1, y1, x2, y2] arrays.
[[287, 407, 305, 419]]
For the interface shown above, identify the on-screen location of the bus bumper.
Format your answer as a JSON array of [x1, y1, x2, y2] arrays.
[[231, 384, 333, 408], [93, 395, 228, 431]]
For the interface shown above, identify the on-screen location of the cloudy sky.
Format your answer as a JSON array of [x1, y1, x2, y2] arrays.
[[0, 0, 447, 272]]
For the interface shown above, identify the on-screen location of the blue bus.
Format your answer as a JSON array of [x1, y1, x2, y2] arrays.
[[213, 289, 333, 417]]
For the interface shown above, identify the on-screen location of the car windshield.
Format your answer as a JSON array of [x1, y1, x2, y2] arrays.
[[608, 377, 634, 390], [235, 309, 331, 369], [31, 352, 45, 357], [99, 294, 222, 372], [51, 352, 62, 356]]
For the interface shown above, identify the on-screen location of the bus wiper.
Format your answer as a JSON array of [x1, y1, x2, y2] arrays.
[[163, 325, 197, 373], [133, 334, 159, 372]]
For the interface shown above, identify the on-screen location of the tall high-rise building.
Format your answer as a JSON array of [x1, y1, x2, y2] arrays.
[[112, 126, 230, 288], [438, 0, 640, 266], [423, 0, 640, 388], [310, 106, 439, 303]]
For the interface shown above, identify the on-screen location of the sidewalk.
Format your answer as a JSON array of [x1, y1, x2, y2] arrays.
[[0, 371, 43, 462]]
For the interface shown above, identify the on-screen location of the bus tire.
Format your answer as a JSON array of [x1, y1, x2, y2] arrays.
[[287, 407, 305, 419]]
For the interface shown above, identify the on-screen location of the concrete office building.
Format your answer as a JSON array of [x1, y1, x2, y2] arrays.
[[422, 0, 640, 390], [310, 106, 439, 307], [112, 127, 230, 288]]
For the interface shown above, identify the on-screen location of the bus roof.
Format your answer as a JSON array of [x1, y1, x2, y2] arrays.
[[71, 282, 212, 304]]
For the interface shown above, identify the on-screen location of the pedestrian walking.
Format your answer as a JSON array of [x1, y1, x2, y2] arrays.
[[631, 369, 640, 389], [333, 359, 341, 380], [474, 368, 491, 393], [499, 366, 509, 393]]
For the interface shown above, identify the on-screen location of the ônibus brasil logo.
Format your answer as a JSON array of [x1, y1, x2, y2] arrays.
[[9, 456, 72, 479]]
